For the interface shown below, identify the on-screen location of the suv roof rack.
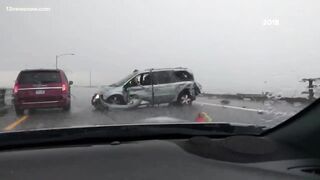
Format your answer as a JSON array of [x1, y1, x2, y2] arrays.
[[144, 67, 188, 71], [22, 69, 60, 72]]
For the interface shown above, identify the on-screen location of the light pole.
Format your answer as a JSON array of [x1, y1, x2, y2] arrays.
[[301, 78, 320, 101], [55, 53, 75, 69], [89, 70, 92, 87]]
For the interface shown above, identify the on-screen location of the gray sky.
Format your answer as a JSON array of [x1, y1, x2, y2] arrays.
[[1, 0, 320, 96]]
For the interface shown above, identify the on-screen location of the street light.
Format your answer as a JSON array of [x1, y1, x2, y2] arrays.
[[55, 53, 75, 69]]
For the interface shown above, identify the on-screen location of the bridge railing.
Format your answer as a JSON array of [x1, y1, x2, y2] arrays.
[[0, 88, 12, 107]]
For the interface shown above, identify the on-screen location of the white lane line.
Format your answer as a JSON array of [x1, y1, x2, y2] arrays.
[[194, 101, 265, 113]]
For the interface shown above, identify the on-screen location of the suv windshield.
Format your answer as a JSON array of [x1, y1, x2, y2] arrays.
[[0, 0, 319, 135], [110, 72, 138, 87]]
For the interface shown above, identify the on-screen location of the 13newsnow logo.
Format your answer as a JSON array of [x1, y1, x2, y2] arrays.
[[6, 6, 51, 12]]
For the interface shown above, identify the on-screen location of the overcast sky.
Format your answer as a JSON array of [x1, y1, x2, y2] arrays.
[[0, 0, 319, 96]]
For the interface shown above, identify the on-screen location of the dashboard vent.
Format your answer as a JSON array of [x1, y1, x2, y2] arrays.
[[301, 167, 320, 176], [289, 166, 320, 177]]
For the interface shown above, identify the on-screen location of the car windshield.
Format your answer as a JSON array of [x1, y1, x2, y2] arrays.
[[110, 72, 138, 87], [0, 0, 319, 136]]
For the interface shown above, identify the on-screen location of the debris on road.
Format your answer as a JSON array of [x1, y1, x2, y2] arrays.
[[257, 110, 264, 115], [220, 99, 230, 105], [195, 112, 213, 122]]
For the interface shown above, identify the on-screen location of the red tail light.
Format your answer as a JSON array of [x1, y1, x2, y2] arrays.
[[62, 83, 68, 92], [13, 83, 19, 94]]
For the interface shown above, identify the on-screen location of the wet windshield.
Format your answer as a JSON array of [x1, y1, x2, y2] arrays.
[[0, 0, 319, 135]]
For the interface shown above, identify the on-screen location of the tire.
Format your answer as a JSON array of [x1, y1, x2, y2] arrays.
[[91, 94, 107, 111], [29, 109, 36, 114], [177, 91, 193, 106], [63, 102, 71, 111], [14, 106, 24, 116], [106, 95, 125, 105], [91, 94, 97, 105]]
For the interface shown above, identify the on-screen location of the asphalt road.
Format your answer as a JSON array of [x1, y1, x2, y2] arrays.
[[0, 87, 308, 132]]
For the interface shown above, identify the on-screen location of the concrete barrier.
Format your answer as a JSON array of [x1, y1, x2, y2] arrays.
[[0, 89, 5, 106], [0, 88, 12, 107]]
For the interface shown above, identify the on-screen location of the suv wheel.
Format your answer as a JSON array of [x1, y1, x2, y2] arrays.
[[14, 106, 24, 116], [107, 95, 125, 105], [63, 103, 71, 111], [91, 94, 106, 110], [177, 91, 193, 106]]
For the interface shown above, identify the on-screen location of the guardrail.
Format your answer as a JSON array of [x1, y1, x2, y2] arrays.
[[200, 93, 310, 104], [0, 89, 5, 106], [0, 88, 12, 107]]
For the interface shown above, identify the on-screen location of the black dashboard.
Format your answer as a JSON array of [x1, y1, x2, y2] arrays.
[[0, 136, 318, 180], [1, 98, 320, 180]]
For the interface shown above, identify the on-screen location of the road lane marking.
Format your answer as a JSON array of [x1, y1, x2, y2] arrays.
[[4, 115, 29, 131], [194, 101, 265, 113]]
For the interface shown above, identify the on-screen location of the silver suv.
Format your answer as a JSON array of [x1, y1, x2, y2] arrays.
[[91, 68, 201, 109]]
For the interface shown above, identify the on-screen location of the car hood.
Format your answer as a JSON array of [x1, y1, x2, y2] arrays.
[[98, 85, 116, 93], [137, 116, 265, 128], [138, 116, 189, 124]]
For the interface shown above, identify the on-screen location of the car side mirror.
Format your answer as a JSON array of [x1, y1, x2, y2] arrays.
[[69, 81, 73, 85]]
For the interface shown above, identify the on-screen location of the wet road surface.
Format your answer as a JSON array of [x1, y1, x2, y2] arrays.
[[0, 87, 307, 132]]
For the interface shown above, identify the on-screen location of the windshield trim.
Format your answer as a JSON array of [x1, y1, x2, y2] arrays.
[[0, 122, 265, 151], [262, 97, 320, 136], [0, 121, 265, 134]]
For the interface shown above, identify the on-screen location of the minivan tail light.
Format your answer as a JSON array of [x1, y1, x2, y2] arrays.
[[13, 83, 19, 94], [62, 83, 67, 92]]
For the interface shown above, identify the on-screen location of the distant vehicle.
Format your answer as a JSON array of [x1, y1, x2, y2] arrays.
[[92, 68, 202, 110], [13, 69, 73, 115]]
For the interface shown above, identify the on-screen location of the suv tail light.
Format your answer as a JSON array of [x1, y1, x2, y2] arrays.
[[13, 83, 19, 94], [62, 83, 68, 92]]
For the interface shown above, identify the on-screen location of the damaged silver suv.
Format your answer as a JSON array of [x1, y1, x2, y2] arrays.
[[91, 68, 201, 110]]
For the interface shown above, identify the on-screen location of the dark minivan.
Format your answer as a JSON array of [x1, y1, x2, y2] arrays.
[[13, 69, 73, 115]]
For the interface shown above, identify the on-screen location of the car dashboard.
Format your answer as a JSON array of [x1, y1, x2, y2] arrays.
[[0, 136, 319, 180]]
